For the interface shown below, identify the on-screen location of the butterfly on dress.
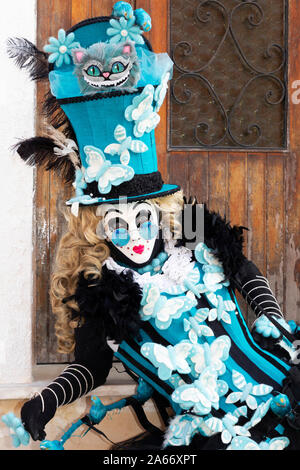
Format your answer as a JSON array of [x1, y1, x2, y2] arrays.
[[140, 283, 197, 329], [189, 335, 231, 376], [141, 341, 193, 381], [243, 398, 272, 431], [183, 314, 214, 343], [227, 435, 290, 450], [172, 366, 228, 416], [204, 406, 249, 444], [226, 370, 273, 410], [196, 294, 236, 325], [104, 124, 148, 165], [164, 414, 202, 447], [83, 144, 134, 194]]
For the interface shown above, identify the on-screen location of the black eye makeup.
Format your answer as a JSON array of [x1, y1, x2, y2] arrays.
[[136, 210, 152, 228], [107, 217, 128, 232]]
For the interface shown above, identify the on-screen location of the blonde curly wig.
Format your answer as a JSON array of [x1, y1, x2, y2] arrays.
[[50, 190, 184, 354]]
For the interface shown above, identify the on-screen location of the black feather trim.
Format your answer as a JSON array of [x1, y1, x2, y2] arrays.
[[7, 37, 49, 81], [179, 196, 247, 280], [71, 266, 143, 346], [43, 90, 78, 142], [203, 203, 247, 279], [13, 136, 75, 184]]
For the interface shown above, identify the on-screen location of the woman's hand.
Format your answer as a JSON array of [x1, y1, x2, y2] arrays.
[[20, 394, 56, 441]]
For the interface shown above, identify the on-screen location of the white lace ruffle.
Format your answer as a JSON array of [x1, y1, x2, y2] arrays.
[[104, 241, 195, 294]]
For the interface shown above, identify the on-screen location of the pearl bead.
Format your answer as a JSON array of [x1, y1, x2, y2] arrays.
[[59, 45, 67, 54], [121, 29, 128, 37]]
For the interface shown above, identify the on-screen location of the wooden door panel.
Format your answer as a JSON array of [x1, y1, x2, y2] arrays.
[[284, 151, 300, 322], [188, 152, 209, 204], [266, 154, 285, 310]]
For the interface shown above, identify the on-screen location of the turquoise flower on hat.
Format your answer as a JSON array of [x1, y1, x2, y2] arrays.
[[43, 29, 80, 67], [107, 16, 144, 45]]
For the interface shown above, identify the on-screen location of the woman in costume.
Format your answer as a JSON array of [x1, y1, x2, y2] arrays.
[[7, 2, 300, 451]]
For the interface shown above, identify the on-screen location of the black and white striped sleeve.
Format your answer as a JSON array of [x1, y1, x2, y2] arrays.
[[233, 259, 284, 319], [37, 321, 114, 412], [38, 363, 96, 411], [21, 320, 114, 441]]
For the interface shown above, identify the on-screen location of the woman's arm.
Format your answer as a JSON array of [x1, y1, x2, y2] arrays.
[[21, 320, 114, 441], [231, 258, 296, 360], [232, 258, 283, 319]]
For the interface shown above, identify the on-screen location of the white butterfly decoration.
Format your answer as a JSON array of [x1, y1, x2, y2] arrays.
[[243, 398, 272, 431], [164, 414, 207, 447], [205, 398, 273, 445], [183, 316, 214, 342], [194, 242, 230, 291], [153, 71, 170, 113], [196, 294, 236, 325], [168, 374, 186, 389], [73, 168, 87, 196], [141, 341, 193, 381], [104, 125, 148, 165], [195, 242, 221, 266], [204, 406, 249, 444], [83, 145, 134, 194], [226, 370, 273, 410], [189, 335, 231, 376], [172, 366, 227, 416], [125, 84, 160, 138], [202, 264, 229, 292], [227, 436, 290, 451], [140, 283, 197, 329]]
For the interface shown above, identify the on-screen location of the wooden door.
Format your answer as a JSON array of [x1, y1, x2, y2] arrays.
[[167, 0, 295, 329], [34, 0, 299, 364]]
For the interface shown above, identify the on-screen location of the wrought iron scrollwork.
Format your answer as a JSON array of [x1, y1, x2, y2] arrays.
[[170, 0, 288, 149]]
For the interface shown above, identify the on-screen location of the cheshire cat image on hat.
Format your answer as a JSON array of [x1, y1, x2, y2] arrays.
[[7, 1, 180, 214]]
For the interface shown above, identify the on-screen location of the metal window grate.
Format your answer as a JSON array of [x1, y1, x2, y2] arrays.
[[169, 0, 288, 150]]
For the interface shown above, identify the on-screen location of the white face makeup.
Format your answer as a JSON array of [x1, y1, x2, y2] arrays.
[[97, 201, 160, 265]]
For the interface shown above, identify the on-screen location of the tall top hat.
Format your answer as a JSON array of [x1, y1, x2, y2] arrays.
[[8, 1, 180, 212]]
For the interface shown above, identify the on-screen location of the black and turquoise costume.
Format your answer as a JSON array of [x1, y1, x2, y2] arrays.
[[6, 2, 300, 451]]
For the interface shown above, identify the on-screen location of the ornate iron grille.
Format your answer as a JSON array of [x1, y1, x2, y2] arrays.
[[169, 0, 288, 149]]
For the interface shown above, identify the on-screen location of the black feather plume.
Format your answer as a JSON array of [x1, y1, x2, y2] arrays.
[[178, 196, 248, 280], [13, 136, 76, 184], [71, 267, 143, 345], [43, 90, 77, 141], [7, 37, 49, 81], [203, 204, 248, 279]]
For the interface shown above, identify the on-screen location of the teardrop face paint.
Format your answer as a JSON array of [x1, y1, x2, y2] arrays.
[[97, 201, 159, 265]]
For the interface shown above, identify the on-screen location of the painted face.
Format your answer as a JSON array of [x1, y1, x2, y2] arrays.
[[98, 201, 159, 265]]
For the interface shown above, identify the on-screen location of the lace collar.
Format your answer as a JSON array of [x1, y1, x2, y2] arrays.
[[104, 240, 198, 294]]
